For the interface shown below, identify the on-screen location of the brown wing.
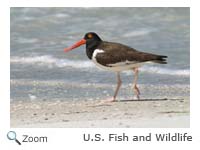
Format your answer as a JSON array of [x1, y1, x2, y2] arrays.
[[96, 41, 167, 66]]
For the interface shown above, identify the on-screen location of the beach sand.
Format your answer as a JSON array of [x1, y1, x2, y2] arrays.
[[10, 97, 189, 128]]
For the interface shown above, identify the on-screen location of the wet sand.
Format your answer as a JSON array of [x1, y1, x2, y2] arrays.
[[10, 97, 189, 128]]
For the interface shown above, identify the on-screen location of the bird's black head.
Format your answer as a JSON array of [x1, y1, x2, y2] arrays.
[[83, 32, 102, 50], [83, 32, 102, 41], [64, 32, 102, 53]]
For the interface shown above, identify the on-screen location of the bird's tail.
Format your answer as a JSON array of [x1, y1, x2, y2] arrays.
[[152, 55, 168, 64]]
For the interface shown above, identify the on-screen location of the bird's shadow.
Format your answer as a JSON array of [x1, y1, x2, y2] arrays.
[[89, 98, 184, 108], [116, 98, 184, 102]]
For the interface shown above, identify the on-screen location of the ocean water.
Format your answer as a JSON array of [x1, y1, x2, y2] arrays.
[[10, 8, 190, 101]]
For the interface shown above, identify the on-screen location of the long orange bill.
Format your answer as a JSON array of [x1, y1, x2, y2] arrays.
[[64, 39, 86, 52]]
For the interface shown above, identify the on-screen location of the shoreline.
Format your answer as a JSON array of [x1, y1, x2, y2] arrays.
[[10, 98, 189, 128]]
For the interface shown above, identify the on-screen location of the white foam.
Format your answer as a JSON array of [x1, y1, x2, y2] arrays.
[[124, 66, 190, 76], [11, 55, 190, 76], [10, 55, 95, 69], [142, 66, 190, 76]]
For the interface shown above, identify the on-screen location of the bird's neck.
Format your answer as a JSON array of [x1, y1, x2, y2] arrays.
[[86, 41, 102, 59]]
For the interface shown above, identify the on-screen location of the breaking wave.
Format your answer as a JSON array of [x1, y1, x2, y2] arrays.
[[11, 55, 95, 68], [11, 55, 189, 76]]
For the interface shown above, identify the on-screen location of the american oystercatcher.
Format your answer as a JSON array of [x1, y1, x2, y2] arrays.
[[64, 32, 167, 102]]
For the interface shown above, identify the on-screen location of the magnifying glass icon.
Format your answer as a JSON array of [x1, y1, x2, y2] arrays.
[[7, 131, 21, 145]]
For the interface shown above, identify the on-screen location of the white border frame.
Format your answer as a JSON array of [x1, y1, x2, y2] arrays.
[[1, 0, 199, 149]]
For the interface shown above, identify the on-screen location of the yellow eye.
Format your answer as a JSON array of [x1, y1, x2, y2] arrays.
[[88, 34, 93, 39]]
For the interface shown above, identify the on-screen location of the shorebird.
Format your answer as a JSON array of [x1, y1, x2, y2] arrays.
[[64, 32, 167, 102]]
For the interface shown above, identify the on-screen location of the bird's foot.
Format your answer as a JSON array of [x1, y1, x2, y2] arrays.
[[133, 85, 140, 100], [133, 95, 140, 100], [100, 97, 116, 103]]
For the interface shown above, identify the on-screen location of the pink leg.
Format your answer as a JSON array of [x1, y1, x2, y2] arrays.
[[102, 72, 122, 103], [113, 72, 122, 101], [133, 68, 140, 99]]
